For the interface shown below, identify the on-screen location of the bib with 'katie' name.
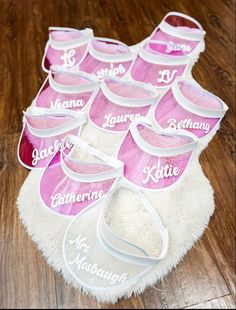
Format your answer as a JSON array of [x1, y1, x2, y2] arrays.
[[117, 118, 197, 191]]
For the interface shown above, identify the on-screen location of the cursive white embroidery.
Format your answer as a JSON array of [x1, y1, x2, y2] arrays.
[[142, 160, 180, 184], [166, 41, 191, 54], [61, 49, 76, 68], [51, 190, 104, 208], [157, 69, 178, 84], [103, 113, 141, 128], [96, 63, 126, 79], [167, 118, 211, 133], [50, 98, 85, 110], [68, 234, 128, 285], [32, 139, 72, 166]]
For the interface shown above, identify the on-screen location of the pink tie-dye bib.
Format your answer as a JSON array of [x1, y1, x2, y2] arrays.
[[39, 135, 124, 216], [18, 107, 87, 169], [117, 118, 197, 191], [42, 27, 93, 72], [128, 43, 190, 88], [79, 38, 136, 79], [148, 12, 205, 58], [33, 66, 99, 112], [89, 77, 158, 133], [153, 78, 228, 139]]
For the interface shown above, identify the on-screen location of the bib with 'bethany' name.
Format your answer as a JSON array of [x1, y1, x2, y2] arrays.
[[153, 78, 228, 139]]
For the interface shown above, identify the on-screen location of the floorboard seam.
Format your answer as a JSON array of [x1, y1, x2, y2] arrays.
[[181, 293, 233, 309]]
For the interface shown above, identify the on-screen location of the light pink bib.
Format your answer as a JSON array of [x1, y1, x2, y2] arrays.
[[39, 135, 124, 216], [148, 12, 205, 57], [89, 77, 158, 133], [117, 118, 197, 191], [79, 38, 136, 79], [33, 66, 99, 112], [129, 44, 189, 88], [42, 27, 93, 72], [18, 108, 87, 169]]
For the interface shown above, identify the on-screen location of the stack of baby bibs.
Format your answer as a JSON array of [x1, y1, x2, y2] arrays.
[[17, 12, 228, 303]]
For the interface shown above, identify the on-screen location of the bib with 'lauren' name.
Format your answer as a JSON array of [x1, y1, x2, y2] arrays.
[[79, 38, 136, 80], [153, 78, 228, 139], [33, 65, 99, 112], [117, 118, 197, 191], [88, 77, 158, 133]]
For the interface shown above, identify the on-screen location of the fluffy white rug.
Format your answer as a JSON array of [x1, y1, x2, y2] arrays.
[[17, 121, 215, 303], [17, 38, 216, 301]]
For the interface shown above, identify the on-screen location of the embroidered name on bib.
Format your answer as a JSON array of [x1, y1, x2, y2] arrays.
[[68, 234, 128, 285], [157, 69, 178, 84], [51, 190, 104, 208], [61, 49, 76, 67], [166, 42, 191, 54], [96, 63, 126, 79], [32, 139, 71, 166], [142, 162, 180, 184], [50, 98, 85, 110], [167, 118, 210, 133], [102, 113, 141, 129]]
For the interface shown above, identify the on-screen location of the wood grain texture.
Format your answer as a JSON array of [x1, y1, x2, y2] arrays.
[[0, 0, 235, 309], [184, 295, 236, 309]]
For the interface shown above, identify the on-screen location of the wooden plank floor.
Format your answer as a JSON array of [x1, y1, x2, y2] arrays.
[[0, 0, 235, 308]]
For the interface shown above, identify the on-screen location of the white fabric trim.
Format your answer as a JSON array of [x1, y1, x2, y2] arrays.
[[49, 65, 99, 94], [129, 117, 197, 157], [97, 182, 169, 266], [60, 135, 124, 183], [171, 78, 228, 118], [158, 12, 206, 41], [24, 108, 87, 138], [89, 37, 136, 63], [100, 77, 158, 107], [138, 45, 189, 65], [48, 27, 93, 50]]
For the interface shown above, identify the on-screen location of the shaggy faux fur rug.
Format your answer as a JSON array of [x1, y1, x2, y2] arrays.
[[17, 120, 215, 303], [16, 39, 216, 302]]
